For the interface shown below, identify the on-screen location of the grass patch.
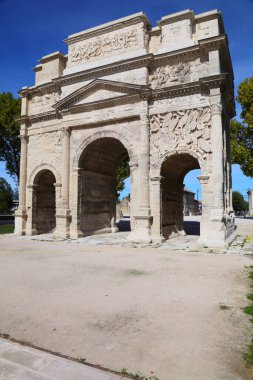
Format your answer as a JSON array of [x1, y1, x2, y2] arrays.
[[243, 270, 253, 368], [0, 224, 14, 234], [120, 368, 159, 380]]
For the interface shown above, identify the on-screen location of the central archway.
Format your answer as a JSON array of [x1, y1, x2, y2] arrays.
[[160, 152, 201, 240], [78, 137, 130, 236]]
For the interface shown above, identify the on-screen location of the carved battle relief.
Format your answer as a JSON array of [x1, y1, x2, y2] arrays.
[[149, 59, 209, 89], [69, 26, 141, 65], [150, 107, 212, 172]]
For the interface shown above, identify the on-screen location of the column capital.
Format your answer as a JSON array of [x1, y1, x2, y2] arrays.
[[61, 126, 71, 137], [19, 134, 29, 143], [197, 175, 210, 184], [210, 103, 222, 116]]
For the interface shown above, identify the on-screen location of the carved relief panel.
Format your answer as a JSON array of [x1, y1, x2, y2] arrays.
[[68, 25, 147, 66], [29, 90, 61, 115], [150, 107, 212, 173], [149, 58, 209, 89]]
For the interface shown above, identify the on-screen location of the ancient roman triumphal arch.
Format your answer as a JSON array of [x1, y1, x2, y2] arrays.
[[15, 10, 236, 247]]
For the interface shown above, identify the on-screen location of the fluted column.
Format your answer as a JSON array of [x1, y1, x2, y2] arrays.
[[19, 134, 28, 210], [208, 100, 227, 246], [53, 127, 71, 238], [210, 102, 224, 213], [61, 127, 71, 208], [138, 112, 150, 210], [15, 133, 28, 235], [128, 103, 151, 243]]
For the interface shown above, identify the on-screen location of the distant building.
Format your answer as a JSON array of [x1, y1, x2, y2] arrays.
[[183, 186, 201, 216], [248, 189, 253, 216], [116, 196, 130, 218]]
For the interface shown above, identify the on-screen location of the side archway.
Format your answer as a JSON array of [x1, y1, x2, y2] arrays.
[[159, 151, 203, 240], [32, 169, 57, 234]]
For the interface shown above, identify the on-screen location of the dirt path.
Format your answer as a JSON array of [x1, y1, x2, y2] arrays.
[[0, 232, 253, 379]]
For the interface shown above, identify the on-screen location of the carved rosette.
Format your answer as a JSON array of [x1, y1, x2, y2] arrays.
[[150, 107, 212, 174]]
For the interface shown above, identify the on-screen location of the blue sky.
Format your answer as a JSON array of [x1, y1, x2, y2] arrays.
[[0, 0, 252, 199]]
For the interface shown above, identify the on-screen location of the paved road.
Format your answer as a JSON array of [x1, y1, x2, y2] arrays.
[[0, 338, 125, 380]]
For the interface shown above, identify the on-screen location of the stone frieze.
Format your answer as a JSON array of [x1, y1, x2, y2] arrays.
[[69, 26, 140, 65]]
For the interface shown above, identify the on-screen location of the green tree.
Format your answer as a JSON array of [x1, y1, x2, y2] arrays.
[[116, 159, 130, 197], [0, 177, 13, 213], [0, 92, 21, 182], [230, 76, 253, 177], [232, 191, 248, 213]]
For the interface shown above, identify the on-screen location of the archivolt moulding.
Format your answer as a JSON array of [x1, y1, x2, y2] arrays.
[[28, 163, 61, 186], [73, 130, 138, 169], [153, 148, 206, 173]]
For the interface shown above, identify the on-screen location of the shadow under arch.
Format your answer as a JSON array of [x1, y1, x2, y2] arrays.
[[73, 130, 137, 170], [32, 169, 57, 234], [77, 136, 131, 236], [160, 151, 202, 240]]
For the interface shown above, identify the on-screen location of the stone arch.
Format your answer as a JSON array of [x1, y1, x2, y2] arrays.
[[159, 150, 202, 240], [155, 148, 206, 173], [30, 168, 57, 235], [75, 132, 135, 237], [29, 163, 61, 187], [73, 130, 138, 169]]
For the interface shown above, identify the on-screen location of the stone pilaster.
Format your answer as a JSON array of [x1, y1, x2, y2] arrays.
[[208, 99, 227, 245], [54, 127, 71, 238], [15, 134, 28, 235], [150, 172, 165, 243], [197, 175, 210, 246], [128, 105, 151, 243], [210, 102, 224, 215], [69, 168, 83, 239]]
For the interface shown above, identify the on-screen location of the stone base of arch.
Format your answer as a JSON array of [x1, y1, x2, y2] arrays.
[[53, 208, 71, 239], [14, 209, 27, 236], [127, 209, 152, 243]]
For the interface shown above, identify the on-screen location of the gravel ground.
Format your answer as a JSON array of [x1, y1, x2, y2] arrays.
[[0, 218, 253, 380]]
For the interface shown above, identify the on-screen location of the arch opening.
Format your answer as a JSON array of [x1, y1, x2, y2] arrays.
[[33, 169, 56, 234], [160, 153, 201, 240], [78, 137, 130, 236]]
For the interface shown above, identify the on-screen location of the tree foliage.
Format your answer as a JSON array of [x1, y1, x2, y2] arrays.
[[116, 159, 130, 197], [230, 76, 253, 177], [232, 191, 248, 213], [0, 92, 21, 182], [0, 177, 13, 213]]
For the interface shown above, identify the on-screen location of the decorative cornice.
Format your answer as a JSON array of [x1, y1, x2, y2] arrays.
[[29, 111, 60, 124], [16, 115, 29, 124], [17, 73, 231, 125], [200, 73, 229, 89], [64, 12, 151, 45], [153, 81, 201, 100]]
